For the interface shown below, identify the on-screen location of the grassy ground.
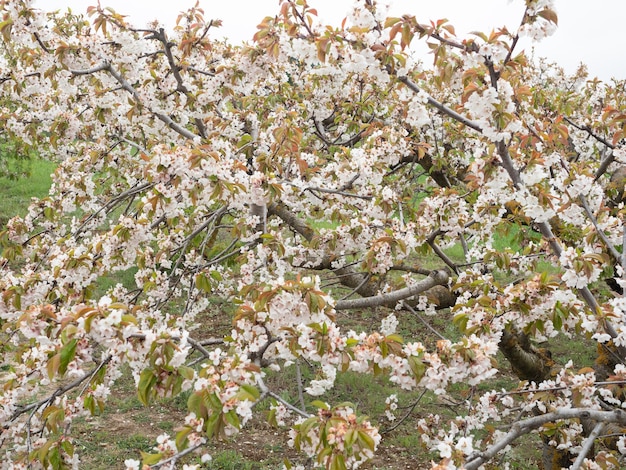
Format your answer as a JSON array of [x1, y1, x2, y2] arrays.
[[0, 157, 56, 227], [0, 158, 600, 469]]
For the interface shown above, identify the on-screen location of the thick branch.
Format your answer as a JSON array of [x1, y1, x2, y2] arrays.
[[267, 203, 315, 242], [335, 270, 449, 310], [499, 329, 554, 382]]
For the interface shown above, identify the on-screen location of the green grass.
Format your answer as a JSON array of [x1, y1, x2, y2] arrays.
[[0, 158, 56, 225], [76, 428, 154, 467], [206, 450, 264, 469]]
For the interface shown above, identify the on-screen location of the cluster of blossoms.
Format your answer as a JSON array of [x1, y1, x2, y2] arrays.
[[559, 246, 603, 290], [288, 403, 381, 470]]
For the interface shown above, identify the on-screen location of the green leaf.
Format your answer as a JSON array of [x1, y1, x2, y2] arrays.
[[267, 407, 278, 427], [385, 333, 403, 344], [537, 8, 558, 25], [188, 391, 206, 418], [137, 369, 157, 406], [357, 430, 376, 451], [237, 133, 253, 149], [384, 17, 402, 28], [224, 409, 241, 429], [0, 19, 13, 42], [317, 445, 333, 464], [175, 426, 192, 451], [344, 428, 357, 448], [205, 410, 222, 439], [58, 338, 78, 376], [140, 451, 163, 465], [34, 439, 53, 464], [298, 417, 319, 441], [60, 439, 74, 457], [311, 400, 329, 410], [178, 365, 195, 380], [47, 353, 61, 380], [331, 453, 347, 470], [408, 356, 426, 382], [453, 313, 469, 333], [207, 391, 223, 410], [48, 446, 62, 470], [236, 384, 260, 401], [84, 394, 95, 415], [196, 272, 212, 292]]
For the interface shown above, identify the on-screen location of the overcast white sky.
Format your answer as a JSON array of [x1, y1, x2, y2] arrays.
[[36, 1, 625, 81]]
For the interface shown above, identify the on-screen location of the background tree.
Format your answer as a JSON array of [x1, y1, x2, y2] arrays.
[[1, 0, 626, 468]]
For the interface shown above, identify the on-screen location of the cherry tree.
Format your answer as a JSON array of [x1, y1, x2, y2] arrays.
[[1, 0, 626, 468]]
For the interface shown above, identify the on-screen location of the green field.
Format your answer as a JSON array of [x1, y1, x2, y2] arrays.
[[0, 157, 56, 226]]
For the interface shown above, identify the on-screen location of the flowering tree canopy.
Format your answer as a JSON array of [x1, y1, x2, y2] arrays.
[[2, 0, 626, 468]]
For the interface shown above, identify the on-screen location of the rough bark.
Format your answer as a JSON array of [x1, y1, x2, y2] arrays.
[[499, 329, 556, 383]]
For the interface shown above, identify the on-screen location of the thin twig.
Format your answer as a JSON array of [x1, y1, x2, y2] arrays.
[[256, 376, 312, 419], [304, 186, 372, 201], [622, 216, 626, 300], [337, 273, 371, 301], [381, 389, 427, 434], [296, 359, 306, 412], [403, 303, 448, 341], [11, 356, 113, 422], [149, 442, 205, 469]]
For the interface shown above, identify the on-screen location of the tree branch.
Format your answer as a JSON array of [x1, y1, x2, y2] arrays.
[[149, 442, 205, 469], [10, 355, 112, 422], [335, 269, 449, 310], [269, 203, 455, 309], [495, 139, 622, 343], [578, 193, 621, 261], [403, 303, 447, 341], [256, 376, 312, 419], [570, 422, 605, 470], [464, 408, 626, 470], [70, 62, 199, 140], [397, 76, 482, 132], [151, 28, 208, 139]]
